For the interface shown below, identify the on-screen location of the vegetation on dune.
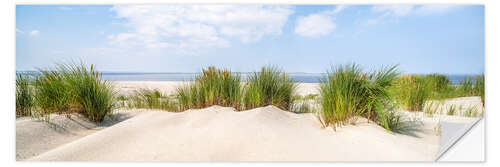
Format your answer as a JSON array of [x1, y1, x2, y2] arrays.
[[471, 75, 485, 106], [175, 65, 297, 111], [243, 66, 297, 110], [16, 74, 34, 117], [392, 73, 485, 112], [176, 66, 243, 111], [425, 74, 456, 100], [391, 75, 431, 111], [124, 89, 178, 111], [16, 61, 484, 133], [318, 63, 400, 131], [62, 63, 116, 122], [33, 68, 77, 117], [32, 62, 116, 122]]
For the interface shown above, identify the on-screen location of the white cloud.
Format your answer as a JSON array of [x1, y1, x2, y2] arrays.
[[414, 5, 460, 16], [294, 5, 346, 38], [295, 13, 336, 37], [58, 7, 72, 11], [108, 5, 293, 54], [366, 5, 460, 25], [371, 5, 414, 17], [16, 28, 24, 34], [331, 5, 347, 14], [30, 30, 40, 36]]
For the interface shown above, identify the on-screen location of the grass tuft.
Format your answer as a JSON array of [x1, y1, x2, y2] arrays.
[[16, 74, 34, 117], [391, 75, 431, 111], [318, 63, 399, 131], [176, 66, 243, 110], [243, 65, 297, 110], [32, 62, 116, 122], [127, 89, 178, 111]]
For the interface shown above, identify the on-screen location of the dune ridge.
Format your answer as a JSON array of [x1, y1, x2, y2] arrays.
[[29, 105, 440, 161]]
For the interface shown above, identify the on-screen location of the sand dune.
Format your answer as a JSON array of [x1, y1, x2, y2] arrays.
[[16, 109, 142, 160], [29, 105, 440, 161], [18, 82, 482, 161]]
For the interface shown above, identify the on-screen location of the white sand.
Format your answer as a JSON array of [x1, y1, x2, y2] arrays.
[[29, 106, 439, 161], [112, 81, 319, 96], [16, 109, 142, 160], [18, 81, 483, 161]]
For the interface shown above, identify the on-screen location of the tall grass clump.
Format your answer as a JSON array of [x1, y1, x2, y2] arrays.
[[455, 74, 485, 106], [16, 74, 34, 116], [426, 74, 451, 93], [243, 66, 297, 110], [61, 63, 116, 122], [33, 63, 116, 122], [128, 89, 178, 111], [473, 74, 485, 106], [318, 64, 399, 131], [33, 69, 76, 117], [176, 66, 243, 111], [425, 74, 456, 100], [457, 76, 474, 97], [392, 75, 431, 111]]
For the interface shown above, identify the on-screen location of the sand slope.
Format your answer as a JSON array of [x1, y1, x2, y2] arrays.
[[16, 109, 142, 160], [29, 106, 439, 161]]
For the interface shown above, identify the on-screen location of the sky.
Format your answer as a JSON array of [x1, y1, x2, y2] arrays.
[[16, 5, 484, 74]]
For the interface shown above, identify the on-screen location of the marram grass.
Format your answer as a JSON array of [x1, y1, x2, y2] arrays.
[[32, 62, 116, 122], [243, 65, 297, 110], [318, 63, 399, 131], [16, 74, 34, 117], [126, 89, 178, 111], [176, 66, 243, 111], [391, 75, 431, 111]]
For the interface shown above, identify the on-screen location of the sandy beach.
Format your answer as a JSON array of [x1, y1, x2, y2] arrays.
[[17, 81, 482, 161], [113, 81, 320, 96]]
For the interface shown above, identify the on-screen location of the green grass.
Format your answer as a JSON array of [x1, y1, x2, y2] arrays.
[[463, 105, 482, 117], [176, 66, 243, 111], [32, 62, 116, 122], [473, 75, 485, 106], [391, 75, 432, 111], [33, 67, 77, 117], [382, 110, 411, 133], [447, 105, 456, 116], [243, 66, 297, 110], [423, 101, 440, 117], [425, 74, 457, 100], [457, 76, 474, 97], [126, 89, 178, 111], [16, 74, 34, 117], [318, 63, 399, 131]]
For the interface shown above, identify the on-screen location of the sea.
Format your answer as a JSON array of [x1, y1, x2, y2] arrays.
[[16, 71, 476, 84]]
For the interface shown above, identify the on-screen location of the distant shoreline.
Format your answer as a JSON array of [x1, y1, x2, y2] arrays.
[[16, 71, 479, 84]]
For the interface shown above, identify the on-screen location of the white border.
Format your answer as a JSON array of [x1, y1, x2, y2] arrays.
[[3, 0, 497, 167]]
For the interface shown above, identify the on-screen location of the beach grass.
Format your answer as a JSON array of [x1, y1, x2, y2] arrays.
[[446, 105, 456, 116], [473, 74, 485, 106], [243, 65, 297, 110], [176, 66, 243, 110], [425, 74, 457, 100], [33, 67, 77, 118], [16, 74, 34, 117], [32, 62, 116, 122], [127, 89, 178, 111], [318, 63, 399, 131], [391, 75, 432, 111]]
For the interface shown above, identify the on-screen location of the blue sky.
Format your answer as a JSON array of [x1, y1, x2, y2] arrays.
[[16, 5, 484, 74]]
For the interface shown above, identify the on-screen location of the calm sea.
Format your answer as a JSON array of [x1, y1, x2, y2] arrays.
[[16, 71, 476, 84]]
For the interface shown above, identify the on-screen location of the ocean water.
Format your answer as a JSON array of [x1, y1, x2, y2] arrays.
[[16, 71, 476, 84]]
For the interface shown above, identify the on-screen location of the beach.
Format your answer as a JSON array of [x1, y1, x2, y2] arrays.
[[16, 81, 482, 161]]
